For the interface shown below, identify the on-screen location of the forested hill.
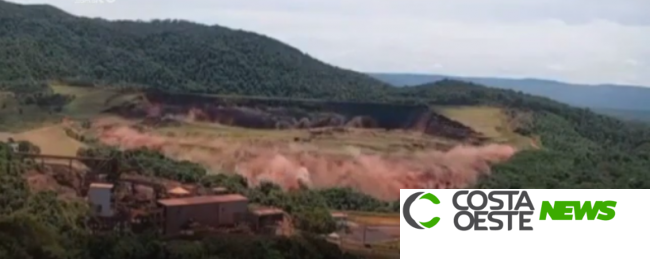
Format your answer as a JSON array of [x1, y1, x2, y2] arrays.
[[396, 80, 650, 188], [0, 0, 392, 101], [1, 1, 650, 190], [369, 72, 650, 112]]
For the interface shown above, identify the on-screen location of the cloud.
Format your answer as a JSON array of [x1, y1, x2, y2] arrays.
[[546, 64, 571, 72], [9, 0, 650, 86], [625, 59, 641, 66]]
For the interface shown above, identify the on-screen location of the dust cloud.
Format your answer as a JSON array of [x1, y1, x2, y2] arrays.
[[97, 126, 516, 200]]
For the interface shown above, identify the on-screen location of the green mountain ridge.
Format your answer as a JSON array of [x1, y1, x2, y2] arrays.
[[0, 0, 392, 101], [369, 72, 650, 114], [594, 108, 650, 122]]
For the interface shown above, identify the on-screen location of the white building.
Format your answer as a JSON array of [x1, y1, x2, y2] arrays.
[[331, 212, 349, 231], [9, 142, 19, 152], [88, 183, 114, 217]]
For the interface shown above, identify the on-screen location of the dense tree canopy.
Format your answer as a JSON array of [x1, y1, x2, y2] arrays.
[[0, 1, 393, 101]]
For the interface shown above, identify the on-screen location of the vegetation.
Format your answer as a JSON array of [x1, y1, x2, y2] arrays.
[[0, 1, 392, 102], [369, 72, 650, 113], [77, 146, 398, 235], [594, 108, 650, 123], [1, 143, 365, 258], [2, 1, 650, 257], [395, 81, 650, 188], [1, 0, 648, 193]]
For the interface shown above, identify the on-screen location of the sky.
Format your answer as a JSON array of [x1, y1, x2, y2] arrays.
[[10, 0, 650, 86]]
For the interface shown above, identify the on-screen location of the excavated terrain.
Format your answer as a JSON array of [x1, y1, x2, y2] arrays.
[[105, 92, 485, 143], [85, 92, 518, 200], [10, 91, 519, 201]]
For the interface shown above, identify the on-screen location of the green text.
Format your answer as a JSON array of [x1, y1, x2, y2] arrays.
[[539, 201, 617, 221]]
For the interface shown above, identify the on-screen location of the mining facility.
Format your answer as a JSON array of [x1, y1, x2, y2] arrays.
[[17, 152, 287, 237], [87, 182, 285, 236]]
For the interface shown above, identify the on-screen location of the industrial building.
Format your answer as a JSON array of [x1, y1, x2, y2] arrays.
[[84, 180, 285, 236], [88, 183, 114, 217], [18, 152, 289, 237], [331, 212, 349, 231], [157, 194, 249, 235], [250, 207, 285, 234]]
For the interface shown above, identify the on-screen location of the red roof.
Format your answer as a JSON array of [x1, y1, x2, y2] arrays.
[[157, 194, 248, 207]]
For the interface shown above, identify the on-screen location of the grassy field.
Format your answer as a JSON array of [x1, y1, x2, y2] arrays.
[[0, 92, 63, 132], [0, 85, 135, 132], [51, 84, 139, 119], [0, 125, 86, 156], [155, 122, 455, 155], [346, 211, 400, 225], [432, 106, 536, 149]]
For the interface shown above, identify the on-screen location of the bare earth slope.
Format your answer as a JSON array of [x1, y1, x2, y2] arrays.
[[3, 85, 527, 200]]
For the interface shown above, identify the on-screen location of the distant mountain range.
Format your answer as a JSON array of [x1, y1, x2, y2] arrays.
[[368, 73, 650, 121]]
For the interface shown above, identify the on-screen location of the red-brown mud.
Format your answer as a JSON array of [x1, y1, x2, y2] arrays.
[[97, 126, 516, 200]]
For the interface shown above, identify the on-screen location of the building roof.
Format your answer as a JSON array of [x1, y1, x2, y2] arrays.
[[330, 211, 348, 218], [90, 183, 114, 189], [157, 194, 248, 207], [252, 207, 285, 216], [168, 187, 190, 195]]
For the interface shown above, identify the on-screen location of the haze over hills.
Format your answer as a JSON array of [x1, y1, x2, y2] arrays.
[[369, 73, 650, 115]]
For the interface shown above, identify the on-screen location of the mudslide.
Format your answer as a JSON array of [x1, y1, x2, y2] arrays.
[[97, 125, 516, 200]]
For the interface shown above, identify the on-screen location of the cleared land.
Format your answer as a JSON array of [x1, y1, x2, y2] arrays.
[[51, 84, 140, 119], [433, 106, 536, 149], [0, 85, 526, 201], [155, 122, 454, 156], [347, 212, 400, 225], [0, 124, 86, 156]]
